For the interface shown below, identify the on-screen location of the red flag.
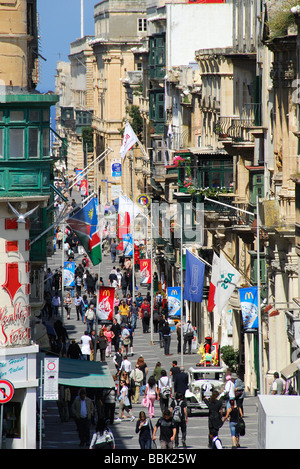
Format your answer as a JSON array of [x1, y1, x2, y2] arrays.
[[207, 252, 219, 313], [140, 259, 151, 284], [98, 287, 115, 321], [117, 212, 130, 238]]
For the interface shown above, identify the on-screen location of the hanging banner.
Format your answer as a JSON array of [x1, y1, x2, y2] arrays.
[[123, 233, 133, 256], [75, 169, 84, 186], [167, 286, 181, 317], [80, 179, 88, 197], [239, 287, 258, 331], [140, 259, 151, 284], [98, 287, 115, 321], [111, 159, 122, 177], [64, 261, 75, 287]]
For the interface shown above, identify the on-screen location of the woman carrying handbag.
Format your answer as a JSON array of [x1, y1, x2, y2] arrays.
[[223, 399, 244, 449]]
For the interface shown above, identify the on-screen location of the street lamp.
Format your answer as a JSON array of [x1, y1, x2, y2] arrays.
[[204, 195, 264, 394]]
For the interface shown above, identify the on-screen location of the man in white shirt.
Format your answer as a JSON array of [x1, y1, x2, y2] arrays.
[[119, 355, 132, 374], [81, 331, 92, 361]]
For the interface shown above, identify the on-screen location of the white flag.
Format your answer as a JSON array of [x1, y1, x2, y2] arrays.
[[120, 122, 138, 158], [215, 252, 241, 313]]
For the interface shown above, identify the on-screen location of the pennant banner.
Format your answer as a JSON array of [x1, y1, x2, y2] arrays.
[[98, 287, 115, 322], [67, 198, 102, 266], [167, 286, 181, 317], [123, 233, 133, 256], [64, 261, 75, 287], [215, 253, 241, 313], [183, 250, 205, 303], [207, 252, 220, 313], [120, 122, 138, 158], [239, 287, 258, 331], [140, 259, 151, 284]]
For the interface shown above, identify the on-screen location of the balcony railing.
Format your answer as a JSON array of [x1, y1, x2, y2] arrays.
[[214, 104, 261, 142]]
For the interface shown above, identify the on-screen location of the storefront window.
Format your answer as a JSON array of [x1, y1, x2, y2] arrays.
[[3, 402, 21, 439]]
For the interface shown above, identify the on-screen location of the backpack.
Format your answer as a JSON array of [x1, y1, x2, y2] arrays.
[[143, 309, 149, 318], [172, 400, 183, 423], [161, 385, 171, 399]]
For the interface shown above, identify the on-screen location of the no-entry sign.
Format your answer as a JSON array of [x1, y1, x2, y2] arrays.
[[0, 379, 15, 404]]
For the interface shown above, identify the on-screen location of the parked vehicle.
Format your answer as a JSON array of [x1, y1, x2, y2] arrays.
[[185, 366, 226, 416]]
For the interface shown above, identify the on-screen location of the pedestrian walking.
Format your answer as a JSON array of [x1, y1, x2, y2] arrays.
[[183, 320, 194, 354], [104, 326, 114, 358], [98, 329, 108, 362], [140, 299, 151, 333], [80, 331, 92, 361], [161, 321, 172, 355], [71, 388, 94, 447], [170, 392, 188, 448], [74, 292, 83, 321], [84, 303, 95, 334], [152, 409, 176, 450], [136, 411, 153, 449], [89, 418, 115, 449], [67, 339, 82, 360], [116, 379, 135, 422], [111, 318, 121, 353], [224, 374, 236, 409], [51, 292, 60, 318], [234, 376, 245, 413], [157, 370, 171, 413], [203, 390, 224, 448], [144, 376, 158, 419], [130, 364, 144, 404], [223, 399, 243, 449], [110, 239, 117, 263], [173, 366, 189, 396]]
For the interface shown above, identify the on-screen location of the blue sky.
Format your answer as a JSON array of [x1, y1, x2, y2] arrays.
[[37, 0, 96, 93]]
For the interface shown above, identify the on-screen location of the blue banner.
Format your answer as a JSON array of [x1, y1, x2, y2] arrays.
[[64, 261, 75, 287], [112, 161, 122, 177], [168, 286, 181, 317], [123, 234, 133, 256], [239, 287, 258, 330], [183, 250, 205, 303]]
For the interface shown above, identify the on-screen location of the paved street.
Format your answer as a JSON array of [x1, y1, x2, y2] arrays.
[[42, 229, 259, 451]]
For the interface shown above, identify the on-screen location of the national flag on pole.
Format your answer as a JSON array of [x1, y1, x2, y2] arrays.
[[214, 252, 241, 313], [67, 198, 102, 266], [117, 193, 144, 239], [183, 250, 205, 302], [120, 122, 138, 158], [207, 252, 220, 313], [98, 287, 115, 321]]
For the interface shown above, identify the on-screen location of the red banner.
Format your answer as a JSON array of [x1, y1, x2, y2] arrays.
[[80, 179, 88, 196], [140, 259, 151, 284], [98, 287, 115, 321]]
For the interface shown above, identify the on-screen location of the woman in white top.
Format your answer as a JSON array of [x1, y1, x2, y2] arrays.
[[157, 369, 171, 413], [116, 380, 135, 422], [81, 331, 92, 361], [224, 375, 235, 410], [89, 418, 115, 449], [144, 375, 157, 419]]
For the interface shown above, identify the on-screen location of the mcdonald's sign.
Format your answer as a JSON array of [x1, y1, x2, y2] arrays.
[[98, 286, 115, 322], [140, 259, 151, 284], [167, 286, 181, 318], [239, 287, 258, 331]]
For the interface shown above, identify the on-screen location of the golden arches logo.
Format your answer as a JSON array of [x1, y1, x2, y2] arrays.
[[103, 290, 110, 296], [245, 292, 254, 300], [171, 290, 178, 296]]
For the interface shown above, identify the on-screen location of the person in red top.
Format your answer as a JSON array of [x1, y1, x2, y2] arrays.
[[140, 300, 151, 333]]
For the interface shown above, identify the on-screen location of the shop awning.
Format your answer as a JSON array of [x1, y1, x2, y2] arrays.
[[58, 358, 115, 389], [280, 358, 300, 380]]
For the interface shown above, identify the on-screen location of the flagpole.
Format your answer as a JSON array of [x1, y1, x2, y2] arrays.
[[150, 202, 154, 346], [180, 206, 184, 368], [61, 221, 65, 325], [131, 151, 136, 304]]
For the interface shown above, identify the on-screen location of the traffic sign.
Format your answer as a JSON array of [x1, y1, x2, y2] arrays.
[[0, 379, 15, 404], [44, 357, 59, 401]]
